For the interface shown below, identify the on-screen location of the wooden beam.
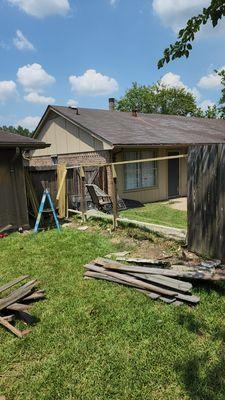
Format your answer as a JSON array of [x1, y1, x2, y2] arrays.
[[0, 275, 29, 295], [57, 164, 67, 219], [111, 165, 118, 230], [84, 263, 178, 297], [0, 280, 37, 311], [66, 154, 187, 170], [56, 169, 67, 201], [0, 316, 23, 338], [80, 166, 87, 223]]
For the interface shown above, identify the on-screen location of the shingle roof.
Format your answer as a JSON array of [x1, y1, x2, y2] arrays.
[[0, 129, 49, 149], [35, 105, 225, 146]]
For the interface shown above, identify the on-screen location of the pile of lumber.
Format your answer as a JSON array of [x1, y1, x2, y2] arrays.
[[84, 258, 200, 306], [84, 257, 225, 305], [0, 276, 45, 338]]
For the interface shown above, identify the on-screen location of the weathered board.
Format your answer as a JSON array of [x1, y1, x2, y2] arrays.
[[187, 144, 225, 261]]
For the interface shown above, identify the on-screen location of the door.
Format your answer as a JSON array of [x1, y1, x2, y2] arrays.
[[168, 151, 179, 198]]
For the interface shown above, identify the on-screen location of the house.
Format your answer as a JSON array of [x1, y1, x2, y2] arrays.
[[0, 130, 49, 231], [30, 100, 225, 204]]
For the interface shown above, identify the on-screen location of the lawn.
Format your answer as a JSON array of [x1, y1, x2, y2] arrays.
[[120, 201, 187, 229], [0, 227, 225, 400]]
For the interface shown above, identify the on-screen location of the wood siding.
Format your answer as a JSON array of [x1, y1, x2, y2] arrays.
[[0, 149, 29, 230], [187, 144, 225, 260], [115, 147, 187, 203], [31, 116, 112, 158]]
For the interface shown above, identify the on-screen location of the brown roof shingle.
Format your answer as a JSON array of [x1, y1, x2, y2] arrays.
[[35, 105, 225, 146], [0, 129, 49, 149]]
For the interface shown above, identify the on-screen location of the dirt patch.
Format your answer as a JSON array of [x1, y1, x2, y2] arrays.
[[167, 197, 187, 212]]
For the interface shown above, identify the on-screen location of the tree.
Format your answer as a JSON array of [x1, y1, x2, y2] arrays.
[[216, 69, 225, 117], [158, 0, 225, 69], [116, 82, 199, 116], [0, 125, 32, 137]]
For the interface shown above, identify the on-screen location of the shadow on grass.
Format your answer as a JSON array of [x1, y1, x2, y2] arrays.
[[175, 352, 225, 400], [175, 306, 225, 399]]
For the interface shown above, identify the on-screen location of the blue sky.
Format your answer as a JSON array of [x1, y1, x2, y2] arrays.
[[0, 0, 224, 130]]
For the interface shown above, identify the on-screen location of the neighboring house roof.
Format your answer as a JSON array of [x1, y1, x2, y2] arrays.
[[0, 129, 50, 149], [34, 105, 225, 146]]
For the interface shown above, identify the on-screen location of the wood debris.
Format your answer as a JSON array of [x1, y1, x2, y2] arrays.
[[84, 258, 202, 306], [0, 276, 45, 338], [115, 257, 170, 267]]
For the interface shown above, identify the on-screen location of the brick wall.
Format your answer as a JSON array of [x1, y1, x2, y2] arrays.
[[29, 150, 112, 167]]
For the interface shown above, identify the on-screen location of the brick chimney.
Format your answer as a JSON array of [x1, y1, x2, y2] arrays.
[[109, 98, 115, 111]]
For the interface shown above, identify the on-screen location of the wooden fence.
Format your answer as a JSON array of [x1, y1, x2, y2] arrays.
[[187, 144, 225, 261], [27, 164, 108, 210]]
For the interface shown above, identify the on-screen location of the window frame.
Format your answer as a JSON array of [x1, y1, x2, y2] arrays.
[[123, 150, 158, 192]]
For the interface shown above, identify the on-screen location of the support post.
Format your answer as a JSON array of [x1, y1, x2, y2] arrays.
[[80, 166, 87, 223], [57, 164, 67, 219], [111, 165, 118, 230]]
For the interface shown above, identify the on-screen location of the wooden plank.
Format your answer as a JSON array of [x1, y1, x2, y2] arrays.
[[22, 290, 45, 302], [111, 165, 118, 230], [57, 164, 67, 219], [84, 264, 178, 297], [0, 280, 37, 311], [127, 272, 192, 292], [1, 314, 15, 322], [85, 272, 179, 303], [0, 275, 29, 294], [95, 258, 225, 281], [176, 293, 200, 304], [0, 316, 23, 338], [116, 257, 170, 267], [67, 154, 187, 170], [80, 167, 87, 222], [7, 303, 31, 311]]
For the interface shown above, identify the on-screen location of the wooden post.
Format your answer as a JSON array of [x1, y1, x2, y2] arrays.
[[80, 166, 87, 223], [111, 164, 118, 230], [57, 164, 67, 219]]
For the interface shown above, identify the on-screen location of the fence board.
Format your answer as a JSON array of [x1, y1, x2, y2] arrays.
[[188, 144, 225, 260], [27, 165, 108, 212]]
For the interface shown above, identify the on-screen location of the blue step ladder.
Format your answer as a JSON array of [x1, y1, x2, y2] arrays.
[[34, 189, 61, 233]]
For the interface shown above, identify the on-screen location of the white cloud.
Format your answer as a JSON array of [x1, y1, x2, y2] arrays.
[[160, 72, 201, 100], [200, 99, 215, 111], [17, 63, 55, 92], [67, 99, 78, 107], [197, 67, 225, 89], [69, 69, 119, 96], [152, 0, 207, 33], [13, 30, 35, 51], [24, 91, 55, 105], [152, 0, 225, 37], [7, 0, 70, 18], [0, 80, 17, 103], [17, 116, 40, 130]]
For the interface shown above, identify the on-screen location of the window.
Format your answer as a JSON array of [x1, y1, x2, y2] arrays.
[[124, 150, 157, 190]]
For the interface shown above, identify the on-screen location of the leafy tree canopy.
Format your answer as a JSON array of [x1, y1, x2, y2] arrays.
[[0, 125, 32, 137], [158, 0, 225, 69], [116, 82, 199, 117]]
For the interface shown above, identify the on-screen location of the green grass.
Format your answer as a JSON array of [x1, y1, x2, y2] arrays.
[[0, 228, 225, 400], [120, 202, 187, 229]]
